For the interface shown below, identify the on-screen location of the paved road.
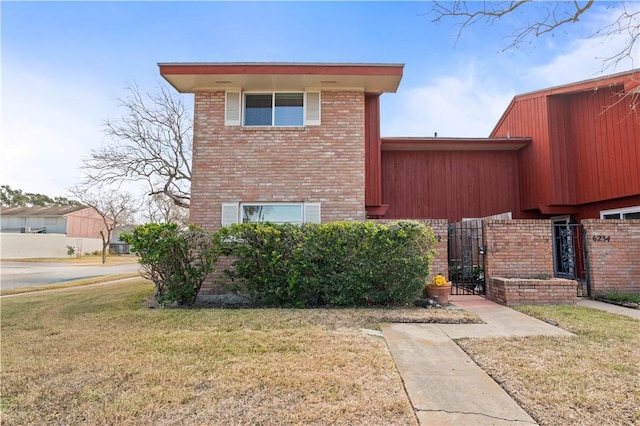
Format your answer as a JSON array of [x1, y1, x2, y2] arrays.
[[0, 262, 141, 289]]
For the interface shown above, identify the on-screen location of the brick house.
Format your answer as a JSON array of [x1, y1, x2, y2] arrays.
[[160, 62, 639, 299], [160, 63, 639, 229], [159, 63, 403, 230]]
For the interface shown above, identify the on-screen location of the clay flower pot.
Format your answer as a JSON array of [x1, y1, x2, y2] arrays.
[[424, 282, 452, 305]]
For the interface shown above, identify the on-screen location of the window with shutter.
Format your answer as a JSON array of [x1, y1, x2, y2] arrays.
[[225, 91, 320, 127], [224, 202, 321, 226]]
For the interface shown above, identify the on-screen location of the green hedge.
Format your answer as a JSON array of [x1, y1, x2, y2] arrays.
[[218, 221, 436, 307], [121, 223, 218, 307]]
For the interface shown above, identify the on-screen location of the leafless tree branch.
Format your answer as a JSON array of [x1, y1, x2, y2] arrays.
[[431, 1, 637, 69], [81, 83, 192, 209]]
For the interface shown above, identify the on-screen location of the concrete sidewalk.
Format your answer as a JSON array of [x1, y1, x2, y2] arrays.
[[381, 296, 575, 425], [577, 299, 640, 320]]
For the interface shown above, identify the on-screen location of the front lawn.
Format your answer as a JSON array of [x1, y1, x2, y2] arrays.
[[1, 279, 476, 425], [459, 304, 640, 426]]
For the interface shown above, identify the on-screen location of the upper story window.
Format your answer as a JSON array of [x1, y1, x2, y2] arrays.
[[600, 206, 640, 219], [245, 93, 304, 126], [225, 91, 320, 127]]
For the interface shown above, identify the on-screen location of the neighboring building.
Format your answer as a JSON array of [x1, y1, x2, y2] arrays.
[[0, 206, 109, 237], [379, 70, 640, 222], [0, 206, 109, 259], [159, 63, 639, 227], [490, 70, 640, 222], [109, 225, 134, 254]]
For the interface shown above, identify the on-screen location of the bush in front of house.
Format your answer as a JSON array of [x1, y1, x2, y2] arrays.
[[121, 223, 218, 307], [218, 221, 436, 307]]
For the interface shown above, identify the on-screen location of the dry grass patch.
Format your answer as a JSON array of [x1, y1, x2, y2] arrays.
[[458, 304, 640, 426], [1, 279, 479, 425]]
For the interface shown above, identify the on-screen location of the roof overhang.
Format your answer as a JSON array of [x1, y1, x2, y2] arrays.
[[158, 62, 404, 93], [381, 137, 531, 151]]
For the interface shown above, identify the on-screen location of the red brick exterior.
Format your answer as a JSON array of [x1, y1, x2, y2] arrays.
[[582, 219, 640, 296], [483, 220, 554, 279], [487, 277, 577, 306], [190, 90, 366, 231]]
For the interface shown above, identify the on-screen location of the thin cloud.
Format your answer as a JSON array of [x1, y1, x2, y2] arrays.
[[382, 69, 514, 138], [525, 4, 639, 87]]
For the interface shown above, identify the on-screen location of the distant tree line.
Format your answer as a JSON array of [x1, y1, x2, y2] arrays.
[[0, 185, 82, 208]]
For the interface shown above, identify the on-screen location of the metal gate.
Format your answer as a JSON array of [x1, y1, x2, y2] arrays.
[[448, 221, 486, 295], [552, 222, 590, 297]]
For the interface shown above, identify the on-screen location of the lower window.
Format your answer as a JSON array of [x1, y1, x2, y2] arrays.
[[242, 203, 303, 224], [600, 205, 640, 219], [221, 202, 321, 226]]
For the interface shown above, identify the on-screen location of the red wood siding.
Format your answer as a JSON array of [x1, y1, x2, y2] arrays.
[[364, 94, 383, 208], [493, 80, 639, 216], [559, 86, 640, 204], [381, 150, 521, 222], [492, 97, 553, 211], [575, 194, 640, 221]]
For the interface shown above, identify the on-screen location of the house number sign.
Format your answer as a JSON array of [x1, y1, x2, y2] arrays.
[[592, 235, 611, 242]]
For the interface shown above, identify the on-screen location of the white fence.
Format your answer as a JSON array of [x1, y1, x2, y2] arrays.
[[0, 233, 104, 259]]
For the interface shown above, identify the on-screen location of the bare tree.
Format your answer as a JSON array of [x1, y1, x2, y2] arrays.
[[141, 192, 189, 224], [431, 1, 639, 70], [69, 185, 136, 264], [82, 83, 192, 209]]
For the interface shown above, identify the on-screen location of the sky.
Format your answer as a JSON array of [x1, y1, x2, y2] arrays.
[[2, 1, 638, 198]]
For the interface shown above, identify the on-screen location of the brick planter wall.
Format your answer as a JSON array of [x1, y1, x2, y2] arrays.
[[488, 277, 577, 306], [582, 219, 640, 296], [483, 220, 554, 279]]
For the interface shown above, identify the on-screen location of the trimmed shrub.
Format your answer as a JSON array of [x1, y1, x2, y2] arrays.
[[218, 221, 436, 307], [217, 223, 306, 306], [121, 223, 218, 307]]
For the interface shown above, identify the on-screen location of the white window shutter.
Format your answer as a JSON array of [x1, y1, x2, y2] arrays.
[[221, 203, 239, 226], [305, 92, 321, 126], [304, 203, 321, 223], [225, 92, 241, 126]]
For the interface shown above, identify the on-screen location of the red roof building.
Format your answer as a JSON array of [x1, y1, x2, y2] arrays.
[[160, 63, 639, 227]]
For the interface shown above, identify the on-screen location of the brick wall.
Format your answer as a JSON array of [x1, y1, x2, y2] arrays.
[[483, 220, 554, 278], [487, 277, 577, 306], [582, 219, 640, 295], [190, 90, 366, 231]]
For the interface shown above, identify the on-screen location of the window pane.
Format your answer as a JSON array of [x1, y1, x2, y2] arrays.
[[274, 93, 303, 126], [623, 211, 640, 219], [603, 213, 620, 219], [245, 94, 272, 126], [242, 204, 303, 224]]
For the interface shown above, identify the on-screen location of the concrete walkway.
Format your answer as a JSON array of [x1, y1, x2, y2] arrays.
[[381, 296, 575, 426], [577, 299, 640, 320]]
